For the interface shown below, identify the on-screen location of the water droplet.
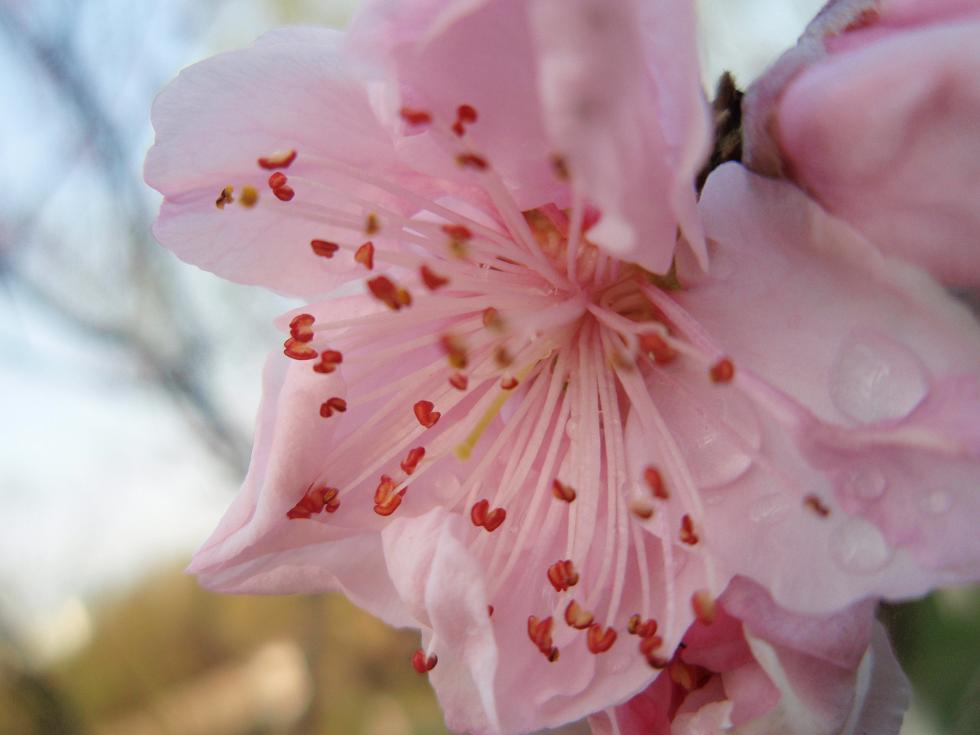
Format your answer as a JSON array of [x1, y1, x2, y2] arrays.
[[830, 518, 892, 574], [830, 331, 928, 424], [838, 466, 887, 501], [749, 494, 790, 525], [921, 490, 952, 516]]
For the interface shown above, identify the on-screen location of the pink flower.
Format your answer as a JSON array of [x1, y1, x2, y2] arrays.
[[592, 577, 908, 735], [743, 0, 980, 285], [144, 1, 980, 733]]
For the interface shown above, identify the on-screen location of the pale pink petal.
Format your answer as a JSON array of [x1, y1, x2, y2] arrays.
[[146, 29, 414, 297], [529, 0, 710, 272], [676, 164, 980, 613], [744, 1, 980, 285]]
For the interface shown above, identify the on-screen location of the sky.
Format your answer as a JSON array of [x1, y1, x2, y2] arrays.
[[0, 0, 826, 661]]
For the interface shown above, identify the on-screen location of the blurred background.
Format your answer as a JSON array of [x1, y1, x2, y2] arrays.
[[0, 0, 977, 733]]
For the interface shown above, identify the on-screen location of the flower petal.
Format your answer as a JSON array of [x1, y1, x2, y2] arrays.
[[744, 1, 980, 285], [146, 29, 410, 297], [679, 163, 980, 613]]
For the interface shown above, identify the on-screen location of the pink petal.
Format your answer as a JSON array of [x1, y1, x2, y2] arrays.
[[744, 1, 980, 285], [145, 29, 410, 297], [680, 163, 980, 613], [528, 0, 710, 272]]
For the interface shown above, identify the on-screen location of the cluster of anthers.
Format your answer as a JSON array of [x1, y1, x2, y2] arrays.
[[213, 101, 754, 677]]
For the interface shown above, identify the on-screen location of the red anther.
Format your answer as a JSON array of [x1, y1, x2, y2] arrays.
[[639, 633, 665, 662], [355, 241, 375, 270], [215, 185, 234, 209], [494, 346, 513, 368], [586, 624, 617, 654], [472, 498, 488, 527], [804, 494, 831, 518], [439, 334, 469, 369], [628, 615, 659, 638], [527, 615, 555, 655], [449, 373, 469, 391], [628, 499, 654, 520], [374, 475, 406, 516], [451, 120, 465, 137], [413, 400, 441, 428], [564, 600, 593, 630], [289, 313, 316, 342], [500, 376, 518, 391], [710, 357, 735, 384], [483, 507, 506, 532], [367, 276, 405, 310], [365, 213, 380, 235], [552, 479, 576, 503], [283, 337, 318, 360], [400, 446, 425, 475], [639, 332, 677, 364], [268, 172, 288, 189], [420, 265, 449, 290], [319, 397, 347, 418], [399, 107, 433, 126], [273, 184, 295, 201], [312, 349, 343, 374], [546, 560, 579, 592], [487, 605, 494, 617], [644, 466, 669, 499], [411, 649, 438, 673], [287, 484, 339, 519], [239, 186, 258, 208], [311, 239, 339, 258], [481, 307, 503, 331], [258, 149, 297, 170], [456, 153, 489, 170], [457, 104, 478, 124], [679, 514, 700, 545], [550, 153, 570, 181], [692, 589, 716, 625], [441, 224, 473, 241]]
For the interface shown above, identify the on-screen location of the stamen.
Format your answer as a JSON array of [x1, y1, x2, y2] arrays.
[[586, 624, 617, 654], [627, 615, 658, 638], [804, 494, 831, 518], [312, 350, 343, 374], [564, 600, 594, 629], [413, 400, 441, 428], [411, 649, 438, 673], [494, 346, 513, 368], [552, 479, 576, 503], [268, 172, 287, 189], [550, 153, 570, 181], [482, 307, 503, 331], [527, 615, 559, 661], [286, 484, 339, 519], [470, 499, 506, 532], [273, 184, 295, 201], [283, 338, 317, 360], [420, 265, 449, 290], [257, 149, 297, 170], [319, 397, 347, 418], [311, 239, 339, 258], [368, 275, 411, 310], [546, 560, 579, 592], [640, 634, 667, 668], [215, 185, 234, 209], [691, 590, 716, 625], [449, 373, 469, 391], [644, 466, 669, 499], [289, 314, 315, 342], [439, 334, 469, 369], [452, 104, 478, 137], [399, 107, 433, 127], [442, 224, 473, 242], [239, 186, 258, 208], [639, 332, 677, 364], [628, 499, 654, 520], [679, 514, 700, 545], [710, 357, 735, 384], [355, 241, 375, 270], [365, 213, 380, 235], [500, 376, 519, 390], [456, 153, 489, 170], [374, 474, 407, 516], [400, 446, 425, 475]]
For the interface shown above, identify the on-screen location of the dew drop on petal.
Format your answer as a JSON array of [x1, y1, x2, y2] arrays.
[[837, 466, 887, 502], [829, 332, 929, 424], [830, 518, 893, 574]]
